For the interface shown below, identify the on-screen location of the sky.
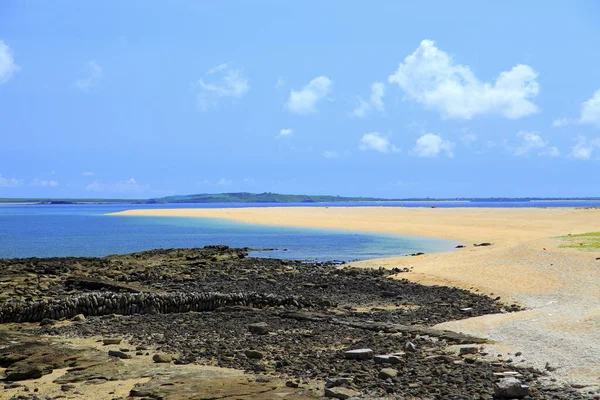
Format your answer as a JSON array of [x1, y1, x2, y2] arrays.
[[1, 1, 600, 199]]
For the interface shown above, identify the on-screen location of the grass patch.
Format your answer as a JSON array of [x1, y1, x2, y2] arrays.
[[559, 232, 600, 250]]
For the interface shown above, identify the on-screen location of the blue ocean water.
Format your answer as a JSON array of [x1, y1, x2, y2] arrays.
[[0, 204, 456, 261], [1, 200, 597, 260]]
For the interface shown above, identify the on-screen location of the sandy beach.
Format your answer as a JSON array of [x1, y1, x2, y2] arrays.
[[112, 206, 600, 386]]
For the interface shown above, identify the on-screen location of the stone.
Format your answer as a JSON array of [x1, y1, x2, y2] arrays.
[[494, 377, 530, 398], [404, 341, 417, 352], [325, 377, 353, 388], [5, 363, 53, 381], [374, 354, 402, 364], [324, 387, 361, 399], [108, 350, 131, 359], [102, 337, 122, 345], [71, 314, 85, 322], [61, 384, 75, 392], [379, 368, 398, 379], [244, 350, 264, 360], [285, 380, 299, 388], [344, 348, 373, 360], [39, 318, 56, 326], [459, 346, 479, 355], [248, 322, 270, 335], [152, 353, 173, 363]]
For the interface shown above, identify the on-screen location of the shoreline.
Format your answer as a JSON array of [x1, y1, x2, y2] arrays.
[[110, 206, 600, 385]]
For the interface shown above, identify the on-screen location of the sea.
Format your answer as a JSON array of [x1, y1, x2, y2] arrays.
[[1, 200, 598, 261]]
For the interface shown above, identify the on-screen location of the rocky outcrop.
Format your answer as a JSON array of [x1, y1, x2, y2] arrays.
[[0, 291, 309, 323]]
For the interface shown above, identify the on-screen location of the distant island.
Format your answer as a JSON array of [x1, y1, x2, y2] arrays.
[[1, 192, 600, 204]]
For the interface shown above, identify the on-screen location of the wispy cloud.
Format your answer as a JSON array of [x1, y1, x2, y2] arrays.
[[285, 76, 332, 114], [322, 150, 340, 159], [0, 41, 18, 84], [86, 178, 147, 193], [552, 118, 570, 128], [510, 131, 559, 157], [0, 173, 22, 187], [569, 136, 600, 160], [31, 179, 59, 187], [82, 171, 95, 176], [350, 82, 385, 117], [275, 77, 285, 89], [195, 63, 249, 111], [277, 128, 293, 138], [74, 61, 103, 91], [217, 178, 232, 186], [388, 40, 539, 119], [359, 132, 398, 153]]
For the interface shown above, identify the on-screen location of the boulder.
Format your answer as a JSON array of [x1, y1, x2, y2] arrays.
[[459, 346, 479, 355], [379, 368, 398, 379], [248, 322, 269, 335], [102, 337, 122, 345], [324, 387, 361, 399], [494, 377, 529, 398], [108, 350, 131, 359], [152, 353, 173, 363], [344, 348, 373, 360], [71, 314, 86, 322], [244, 350, 264, 360]]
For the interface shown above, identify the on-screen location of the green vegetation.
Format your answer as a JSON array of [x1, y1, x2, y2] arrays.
[[559, 232, 600, 250], [147, 192, 400, 204]]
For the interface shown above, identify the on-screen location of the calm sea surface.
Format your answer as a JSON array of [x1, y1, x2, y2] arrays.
[[1, 200, 597, 261]]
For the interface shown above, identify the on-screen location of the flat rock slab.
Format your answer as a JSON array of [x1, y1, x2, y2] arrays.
[[324, 387, 361, 399], [344, 348, 373, 360], [374, 354, 403, 364]]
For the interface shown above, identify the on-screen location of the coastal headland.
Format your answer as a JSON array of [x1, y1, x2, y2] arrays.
[[112, 207, 600, 386]]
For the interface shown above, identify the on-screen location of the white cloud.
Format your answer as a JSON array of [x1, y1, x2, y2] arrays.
[[370, 82, 385, 111], [196, 63, 249, 111], [285, 76, 332, 114], [552, 118, 570, 128], [86, 178, 147, 193], [31, 179, 59, 187], [569, 136, 600, 160], [322, 150, 339, 159], [413, 133, 454, 158], [277, 128, 293, 138], [350, 99, 370, 118], [0, 41, 18, 84], [74, 61, 103, 91], [82, 171, 95, 176], [350, 81, 385, 117], [388, 40, 539, 119], [0, 173, 22, 187], [359, 132, 398, 153], [509, 131, 560, 157], [580, 89, 600, 127], [217, 178, 232, 186], [513, 131, 546, 156]]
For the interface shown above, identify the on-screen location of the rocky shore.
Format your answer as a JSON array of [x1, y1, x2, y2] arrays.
[[1, 246, 597, 399]]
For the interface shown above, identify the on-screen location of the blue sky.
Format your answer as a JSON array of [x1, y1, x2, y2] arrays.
[[1, 1, 600, 199]]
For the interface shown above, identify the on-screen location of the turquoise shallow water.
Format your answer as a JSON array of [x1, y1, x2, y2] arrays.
[[0, 204, 456, 261]]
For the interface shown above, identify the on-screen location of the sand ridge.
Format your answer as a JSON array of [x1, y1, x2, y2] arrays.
[[111, 206, 600, 385]]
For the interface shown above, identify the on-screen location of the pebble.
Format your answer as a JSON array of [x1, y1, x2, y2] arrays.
[[344, 348, 373, 360]]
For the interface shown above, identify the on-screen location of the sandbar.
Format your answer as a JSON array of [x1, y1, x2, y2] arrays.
[[111, 206, 600, 385]]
